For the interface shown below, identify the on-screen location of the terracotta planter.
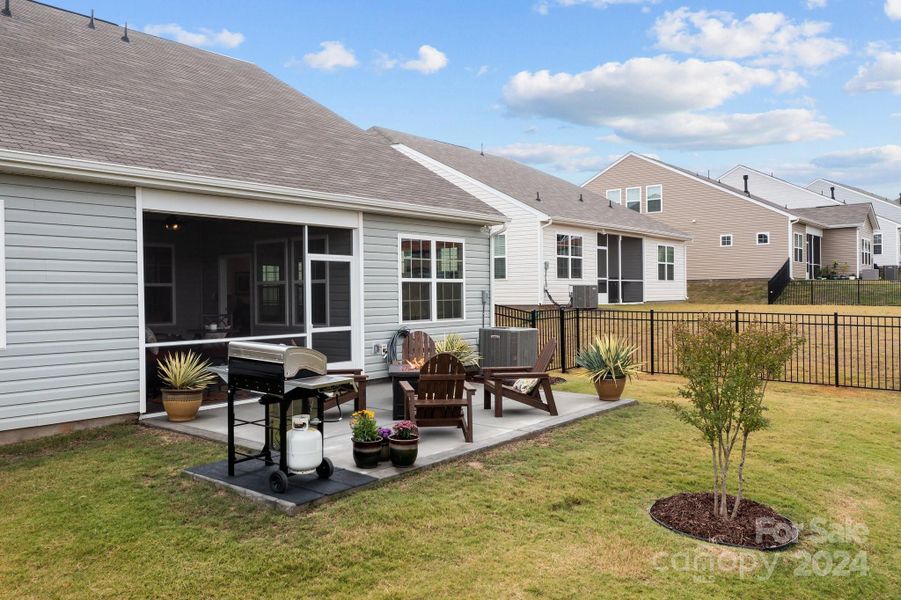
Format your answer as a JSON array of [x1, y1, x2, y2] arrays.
[[352, 439, 382, 469], [161, 388, 204, 422], [594, 377, 626, 401], [388, 436, 419, 468]]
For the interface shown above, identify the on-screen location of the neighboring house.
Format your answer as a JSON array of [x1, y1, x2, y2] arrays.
[[370, 128, 691, 306], [0, 1, 505, 438], [583, 153, 877, 285], [806, 179, 901, 268]]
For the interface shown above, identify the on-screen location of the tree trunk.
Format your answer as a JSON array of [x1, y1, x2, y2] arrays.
[[730, 432, 750, 519], [710, 443, 719, 516]]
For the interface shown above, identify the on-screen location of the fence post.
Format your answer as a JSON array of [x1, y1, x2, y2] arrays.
[[649, 309, 655, 375], [559, 307, 567, 373], [857, 278, 861, 305], [575, 308, 581, 364], [833, 311, 840, 387], [735, 309, 740, 333], [530, 309, 538, 329]]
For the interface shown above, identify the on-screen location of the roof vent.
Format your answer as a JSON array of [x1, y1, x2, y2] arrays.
[[89, 9, 95, 29], [830, 186, 835, 200], [121, 22, 130, 42], [535, 192, 541, 202], [578, 193, 583, 202], [743, 174, 750, 196], [1, 0, 10, 17], [898, 193, 900, 204]]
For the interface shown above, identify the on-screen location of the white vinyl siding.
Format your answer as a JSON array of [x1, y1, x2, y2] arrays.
[[646, 185, 662, 213], [643, 238, 687, 301], [543, 226, 597, 303]]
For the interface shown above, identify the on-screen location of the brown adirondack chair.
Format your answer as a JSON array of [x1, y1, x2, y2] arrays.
[[399, 353, 474, 442], [482, 340, 558, 417], [322, 368, 368, 416], [401, 330, 436, 367]]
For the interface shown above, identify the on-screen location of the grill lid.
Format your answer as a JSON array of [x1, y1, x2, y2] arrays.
[[228, 341, 327, 378]]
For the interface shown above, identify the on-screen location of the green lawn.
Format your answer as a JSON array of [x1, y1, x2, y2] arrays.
[[0, 376, 898, 599]]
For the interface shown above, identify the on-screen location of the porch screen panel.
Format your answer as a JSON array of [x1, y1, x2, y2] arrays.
[[620, 236, 643, 303], [311, 261, 351, 328], [597, 233, 608, 294]]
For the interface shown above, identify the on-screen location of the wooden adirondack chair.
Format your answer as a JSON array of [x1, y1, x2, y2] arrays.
[[322, 368, 368, 415], [482, 340, 558, 418], [401, 330, 436, 367], [399, 353, 474, 442]]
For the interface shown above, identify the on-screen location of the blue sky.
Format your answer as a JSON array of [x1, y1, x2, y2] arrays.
[[53, 0, 901, 197]]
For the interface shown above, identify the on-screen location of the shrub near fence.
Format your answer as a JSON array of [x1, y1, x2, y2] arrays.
[[495, 305, 901, 391]]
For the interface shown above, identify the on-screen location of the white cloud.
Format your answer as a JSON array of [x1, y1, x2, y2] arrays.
[[806, 0, 827, 9], [503, 55, 797, 126], [297, 41, 358, 71], [489, 143, 615, 172], [143, 23, 245, 49], [651, 8, 848, 68], [400, 45, 448, 74], [534, 0, 659, 14], [812, 145, 901, 170], [845, 45, 901, 94], [466, 65, 491, 77], [887, 0, 901, 20]]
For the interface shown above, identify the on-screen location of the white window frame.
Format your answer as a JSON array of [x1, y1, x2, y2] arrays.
[[0, 199, 5, 349], [756, 232, 770, 246], [398, 234, 466, 324], [793, 232, 804, 263], [493, 233, 506, 280], [720, 234, 733, 247], [625, 187, 641, 212], [144, 243, 176, 326], [646, 184, 663, 213], [873, 233, 882, 255], [657, 244, 675, 281], [861, 238, 872, 266], [605, 189, 621, 205], [556, 233, 583, 279]]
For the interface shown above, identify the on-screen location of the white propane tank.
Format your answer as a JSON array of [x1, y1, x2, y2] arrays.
[[286, 415, 323, 472]]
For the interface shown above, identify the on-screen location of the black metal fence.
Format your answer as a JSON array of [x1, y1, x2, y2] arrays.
[[495, 305, 901, 391], [774, 279, 901, 306]]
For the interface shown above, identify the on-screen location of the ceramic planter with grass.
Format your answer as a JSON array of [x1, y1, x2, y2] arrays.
[[157, 350, 217, 422], [576, 335, 641, 402]]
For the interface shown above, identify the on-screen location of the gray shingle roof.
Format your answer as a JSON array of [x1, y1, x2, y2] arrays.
[[371, 128, 690, 240], [790, 204, 877, 229], [0, 1, 501, 220]]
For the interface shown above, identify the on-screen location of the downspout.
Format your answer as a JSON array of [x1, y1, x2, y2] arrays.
[[487, 223, 508, 326], [539, 219, 564, 306], [788, 218, 798, 280]]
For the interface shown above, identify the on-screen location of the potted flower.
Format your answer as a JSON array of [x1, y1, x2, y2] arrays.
[[576, 335, 641, 401], [157, 350, 217, 422], [350, 410, 382, 469], [388, 420, 419, 467], [377, 426, 392, 462]]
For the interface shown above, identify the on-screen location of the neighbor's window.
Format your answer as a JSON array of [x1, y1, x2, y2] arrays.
[[493, 234, 506, 279], [556, 234, 583, 279], [794, 232, 804, 262], [144, 244, 175, 325], [646, 185, 662, 213], [874, 233, 882, 255], [400, 237, 465, 321], [606, 189, 621, 204], [720, 234, 733, 247], [757, 232, 770, 245], [657, 245, 675, 281], [626, 187, 641, 212], [861, 238, 872, 266]]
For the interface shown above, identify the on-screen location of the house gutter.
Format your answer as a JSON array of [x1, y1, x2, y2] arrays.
[[0, 148, 506, 226], [551, 216, 691, 241], [487, 222, 508, 326]]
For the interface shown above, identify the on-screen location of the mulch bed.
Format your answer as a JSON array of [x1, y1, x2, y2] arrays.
[[649, 492, 797, 550]]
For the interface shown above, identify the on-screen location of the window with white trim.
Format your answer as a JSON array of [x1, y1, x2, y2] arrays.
[[861, 238, 872, 266], [793, 232, 804, 262], [646, 185, 662, 213], [625, 187, 641, 212], [556, 234, 583, 279], [657, 245, 675, 281], [605, 189, 621, 204], [874, 233, 882, 255], [400, 237, 465, 322], [720, 234, 733, 247], [756, 232, 770, 245], [493, 234, 506, 279], [255, 240, 288, 325], [0, 199, 5, 349], [144, 244, 176, 326]]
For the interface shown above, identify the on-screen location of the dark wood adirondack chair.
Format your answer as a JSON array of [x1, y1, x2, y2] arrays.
[[401, 330, 436, 366], [322, 368, 368, 417], [482, 340, 558, 418], [399, 353, 474, 442]]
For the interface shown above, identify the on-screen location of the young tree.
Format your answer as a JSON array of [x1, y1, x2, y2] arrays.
[[666, 318, 802, 519]]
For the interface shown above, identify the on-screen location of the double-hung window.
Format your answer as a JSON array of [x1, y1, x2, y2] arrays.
[[400, 237, 465, 322], [657, 245, 675, 281], [720, 234, 733, 247], [793, 233, 804, 262], [646, 185, 662, 213], [556, 234, 583, 279], [493, 234, 506, 279], [874, 233, 882, 255], [625, 187, 641, 212], [144, 244, 176, 326], [861, 238, 872, 266], [255, 240, 289, 325], [605, 189, 621, 205]]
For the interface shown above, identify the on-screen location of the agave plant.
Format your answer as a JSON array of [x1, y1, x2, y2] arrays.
[[157, 350, 217, 390], [435, 333, 480, 367], [576, 335, 641, 383]]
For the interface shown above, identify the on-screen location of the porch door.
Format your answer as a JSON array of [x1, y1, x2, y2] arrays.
[[597, 233, 608, 304], [218, 254, 251, 337], [807, 234, 822, 278]]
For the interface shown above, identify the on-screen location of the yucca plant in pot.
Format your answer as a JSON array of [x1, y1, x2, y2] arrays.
[[576, 335, 641, 401], [157, 350, 217, 422], [435, 333, 481, 377]]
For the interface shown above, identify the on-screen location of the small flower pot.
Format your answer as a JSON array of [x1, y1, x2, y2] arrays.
[[379, 439, 390, 462], [352, 439, 382, 469], [594, 377, 626, 402], [161, 388, 204, 422], [388, 436, 419, 468]]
